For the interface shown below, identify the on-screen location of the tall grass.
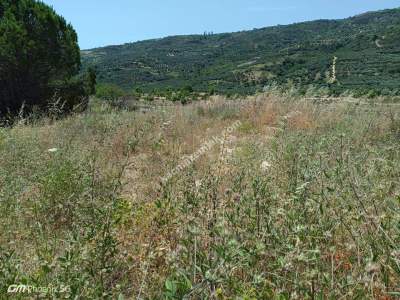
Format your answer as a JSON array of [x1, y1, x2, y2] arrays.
[[0, 95, 399, 299]]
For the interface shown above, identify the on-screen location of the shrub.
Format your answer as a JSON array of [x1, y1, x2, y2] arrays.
[[95, 84, 125, 102]]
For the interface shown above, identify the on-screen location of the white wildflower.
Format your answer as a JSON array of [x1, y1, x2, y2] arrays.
[[47, 148, 58, 153], [225, 148, 234, 155], [260, 161, 271, 172]]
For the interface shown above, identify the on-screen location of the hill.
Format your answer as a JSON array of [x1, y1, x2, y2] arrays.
[[81, 8, 400, 95]]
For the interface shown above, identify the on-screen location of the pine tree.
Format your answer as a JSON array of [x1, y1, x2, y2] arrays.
[[0, 0, 86, 117]]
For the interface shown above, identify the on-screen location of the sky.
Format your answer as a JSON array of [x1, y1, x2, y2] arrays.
[[42, 0, 400, 50]]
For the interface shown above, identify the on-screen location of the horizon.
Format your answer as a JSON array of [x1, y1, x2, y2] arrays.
[[41, 1, 400, 50]]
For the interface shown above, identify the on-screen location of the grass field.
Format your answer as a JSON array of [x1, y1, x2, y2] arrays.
[[0, 94, 399, 299]]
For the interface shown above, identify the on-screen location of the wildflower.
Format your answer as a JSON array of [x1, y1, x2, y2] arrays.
[[195, 180, 202, 188], [225, 148, 234, 155], [260, 161, 271, 172], [47, 148, 58, 153]]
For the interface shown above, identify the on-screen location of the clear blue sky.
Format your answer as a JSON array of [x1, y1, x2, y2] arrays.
[[42, 0, 400, 49]]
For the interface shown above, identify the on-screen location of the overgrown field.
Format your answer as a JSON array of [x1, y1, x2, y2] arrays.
[[0, 94, 399, 299]]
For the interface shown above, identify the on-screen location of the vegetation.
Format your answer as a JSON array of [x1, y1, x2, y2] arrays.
[[1, 93, 399, 298], [1, 2, 399, 298], [0, 0, 89, 120], [82, 8, 400, 96], [95, 83, 211, 106], [96, 83, 126, 102]]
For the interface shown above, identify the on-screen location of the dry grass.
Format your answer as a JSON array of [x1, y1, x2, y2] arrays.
[[0, 94, 399, 299]]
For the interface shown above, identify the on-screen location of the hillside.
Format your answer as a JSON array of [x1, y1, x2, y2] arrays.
[[81, 8, 400, 95]]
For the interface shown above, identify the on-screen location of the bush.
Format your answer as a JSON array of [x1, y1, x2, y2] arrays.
[[96, 84, 125, 102]]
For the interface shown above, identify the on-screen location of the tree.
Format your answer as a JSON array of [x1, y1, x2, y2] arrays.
[[0, 0, 87, 117], [85, 67, 97, 95]]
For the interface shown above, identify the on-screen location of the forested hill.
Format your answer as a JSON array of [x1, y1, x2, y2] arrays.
[[81, 8, 400, 95]]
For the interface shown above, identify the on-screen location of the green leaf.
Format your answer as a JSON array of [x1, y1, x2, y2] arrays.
[[118, 294, 125, 300]]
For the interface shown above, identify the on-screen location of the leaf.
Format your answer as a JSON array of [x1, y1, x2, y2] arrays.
[[165, 279, 177, 294]]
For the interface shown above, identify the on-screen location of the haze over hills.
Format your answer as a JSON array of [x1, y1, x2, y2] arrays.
[[81, 8, 400, 95]]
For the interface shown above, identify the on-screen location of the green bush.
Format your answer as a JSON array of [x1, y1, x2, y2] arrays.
[[96, 84, 125, 102]]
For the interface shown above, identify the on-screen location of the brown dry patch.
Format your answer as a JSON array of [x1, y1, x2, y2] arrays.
[[287, 110, 316, 130]]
